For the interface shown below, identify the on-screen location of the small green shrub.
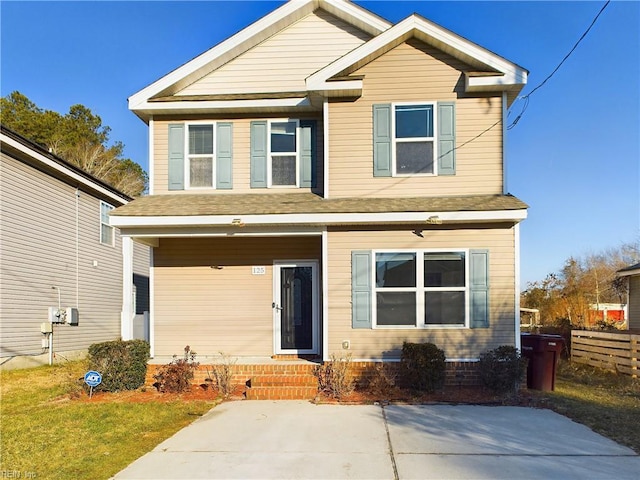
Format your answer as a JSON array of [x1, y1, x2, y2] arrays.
[[313, 353, 355, 399], [87, 339, 150, 392], [401, 342, 446, 392], [479, 345, 527, 394], [154, 346, 199, 393]]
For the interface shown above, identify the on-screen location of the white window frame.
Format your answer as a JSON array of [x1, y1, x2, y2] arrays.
[[267, 118, 300, 188], [100, 201, 115, 246], [184, 121, 216, 190], [372, 248, 469, 329], [391, 101, 438, 177]]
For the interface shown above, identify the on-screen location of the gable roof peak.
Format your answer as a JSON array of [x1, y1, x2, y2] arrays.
[[128, 0, 391, 120]]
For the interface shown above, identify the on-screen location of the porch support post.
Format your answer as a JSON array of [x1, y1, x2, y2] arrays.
[[121, 236, 134, 340], [322, 229, 329, 361]]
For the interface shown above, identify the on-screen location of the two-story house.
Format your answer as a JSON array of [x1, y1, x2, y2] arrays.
[[111, 0, 528, 378]]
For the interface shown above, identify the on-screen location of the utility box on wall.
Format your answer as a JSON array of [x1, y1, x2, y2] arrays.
[[47, 307, 79, 325], [65, 307, 79, 325]]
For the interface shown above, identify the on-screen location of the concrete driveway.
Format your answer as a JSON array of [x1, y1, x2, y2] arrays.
[[113, 401, 639, 480]]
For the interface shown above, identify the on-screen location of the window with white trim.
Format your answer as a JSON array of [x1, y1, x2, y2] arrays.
[[374, 250, 468, 327], [186, 123, 215, 188], [394, 103, 436, 175], [100, 201, 114, 246], [269, 119, 299, 187]]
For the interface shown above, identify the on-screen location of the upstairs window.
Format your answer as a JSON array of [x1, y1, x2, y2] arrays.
[[394, 104, 435, 175], [269, 120, 299, 187], [168, 122, 232, 191], [250, 119, 316, 189], [373, 102, 455, 178], [100, 201, 114, 246], [186, 123, 215, 188]]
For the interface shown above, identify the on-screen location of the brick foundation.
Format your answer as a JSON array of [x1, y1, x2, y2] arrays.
[[145, 359, 482, 400]]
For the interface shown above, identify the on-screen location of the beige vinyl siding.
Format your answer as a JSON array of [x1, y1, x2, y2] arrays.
[[0, 153, 124, 357], [326, 225, 516, 360], [153, 236, 321, 357], [152, 115, 324, 196], [629, 276, 640, 330], [178, 10, 371, 96], [329, 39, 504, 198]]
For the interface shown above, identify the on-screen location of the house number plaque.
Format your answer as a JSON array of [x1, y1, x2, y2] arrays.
[[252, 266, 266, 275]]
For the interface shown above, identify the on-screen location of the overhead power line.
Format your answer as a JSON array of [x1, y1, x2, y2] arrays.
[[508, 0, 611, 130]]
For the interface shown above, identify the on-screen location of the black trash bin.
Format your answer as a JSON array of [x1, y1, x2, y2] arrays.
[[520, 333, 564, 391]]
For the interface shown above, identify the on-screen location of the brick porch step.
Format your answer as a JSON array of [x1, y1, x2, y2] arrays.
[[244, 366, 319, 399], [244, 385, 318, 400], [248, 373, 318, 387]]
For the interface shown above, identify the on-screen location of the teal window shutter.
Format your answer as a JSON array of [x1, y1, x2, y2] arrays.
[[373, 104, 392, 177], [352, 250, 372, 329], [168, 124, 184, 190], [216, 122, 233, 190], [250, 121, 268, 188], [437, 102, 456, 175], [470, 249, 490, 328], [299, 120, 316, 188]]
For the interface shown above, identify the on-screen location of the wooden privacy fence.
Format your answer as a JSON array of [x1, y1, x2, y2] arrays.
[[571, 330, 639, 377]]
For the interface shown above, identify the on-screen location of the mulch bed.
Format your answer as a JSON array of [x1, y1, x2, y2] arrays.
[[68, 383, 545, 407]]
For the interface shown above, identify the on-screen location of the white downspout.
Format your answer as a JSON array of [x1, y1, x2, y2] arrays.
[[321, 229, 329, 361], [76, 189, 80, 307], [514, 223, 521, 352], [149, 249, 155, 357], [323, 100, 329, 199], [502, 91, 508, 195], [148, 116, 154, 195]]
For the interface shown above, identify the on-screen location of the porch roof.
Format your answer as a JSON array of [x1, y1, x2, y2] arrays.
[[110, 193, 527, 231], [112, 193, 527, 218]]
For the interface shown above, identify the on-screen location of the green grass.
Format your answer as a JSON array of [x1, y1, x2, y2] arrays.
[[536, 360, 640, 453], [0, 361, 217, 480]]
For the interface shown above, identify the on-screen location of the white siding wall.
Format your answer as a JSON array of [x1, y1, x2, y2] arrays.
[[0, 153, 126, 358]]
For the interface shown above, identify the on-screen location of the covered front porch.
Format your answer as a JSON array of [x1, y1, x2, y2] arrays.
[[123, 232, 326, 360]]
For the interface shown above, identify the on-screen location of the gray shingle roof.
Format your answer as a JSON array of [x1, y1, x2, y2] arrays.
[[111, 193, 527, 217]]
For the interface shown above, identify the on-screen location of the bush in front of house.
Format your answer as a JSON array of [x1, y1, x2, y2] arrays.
[[478, 345, 527, 394], [87, 339, 150, 392], [153, 345, 199, 393], [313, 353, 355, 399], [401, 342, 446, 392]]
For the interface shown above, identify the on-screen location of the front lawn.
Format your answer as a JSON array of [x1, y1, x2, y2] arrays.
[[0, 361, 217, 480]]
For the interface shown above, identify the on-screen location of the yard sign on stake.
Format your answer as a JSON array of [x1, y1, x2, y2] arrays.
[[84, 370, 102, 398]]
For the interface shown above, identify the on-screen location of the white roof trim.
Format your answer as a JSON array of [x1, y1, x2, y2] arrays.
[[110, 209, 527, 228], [1, 132, 129, 206], [129, 0, 391, 112], [618, 268, 640, 277], [133, 97, 312, 114], [307, 14, 527, 92]]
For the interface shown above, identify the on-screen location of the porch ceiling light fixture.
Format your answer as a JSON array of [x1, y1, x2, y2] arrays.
[[231, 218, 245, 227], [425, 215, 443, 225]]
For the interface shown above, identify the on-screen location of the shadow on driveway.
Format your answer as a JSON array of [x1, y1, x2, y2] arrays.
[[113, 402, 640, 480]]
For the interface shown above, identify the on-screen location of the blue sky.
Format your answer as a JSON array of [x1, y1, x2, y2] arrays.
[[2, 1, 638, 285]]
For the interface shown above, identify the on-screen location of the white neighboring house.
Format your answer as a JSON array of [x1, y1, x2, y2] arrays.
[[0, 125, 149, 369], [618, 263, 640, 330]]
